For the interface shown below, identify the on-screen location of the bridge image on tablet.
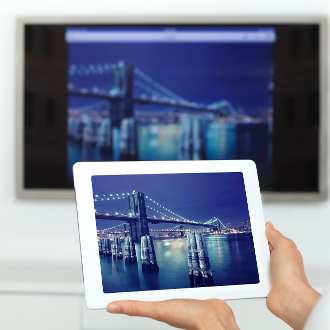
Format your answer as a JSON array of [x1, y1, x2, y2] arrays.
[[92, 172, 259, 293]]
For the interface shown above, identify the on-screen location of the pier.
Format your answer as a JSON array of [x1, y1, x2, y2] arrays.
[[124, 236, 137, 264], [141, 235, 159, 272], [112, 237, 123, 260], [98, 238, 112, 255], [179, 116, 207, 160], [187, 232, 214, 287]]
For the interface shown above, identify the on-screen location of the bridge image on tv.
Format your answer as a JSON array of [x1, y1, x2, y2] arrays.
[[67, 38, 274, 186], [68, 61, 243, 162]]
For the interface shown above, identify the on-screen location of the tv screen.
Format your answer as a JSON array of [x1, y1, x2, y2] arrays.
[[20, 18, 324, 198]]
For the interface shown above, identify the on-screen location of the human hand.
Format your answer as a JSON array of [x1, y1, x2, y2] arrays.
[[107, 298, 240, 330], [265, 222, 320, 330]]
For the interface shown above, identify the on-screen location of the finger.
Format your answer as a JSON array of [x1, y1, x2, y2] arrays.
[[107, 299, 206, 329], [268, 241, 274, 254], [108, 300, 168, 319], [265, 222, 285, 248], [107, 299, 186, 326]]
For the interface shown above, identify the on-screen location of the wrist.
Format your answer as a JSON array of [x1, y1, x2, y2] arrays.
[[196, 300, 239, 330], [269, 281, 320, 330]]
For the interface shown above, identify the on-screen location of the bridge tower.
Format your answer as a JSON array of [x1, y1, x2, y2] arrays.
[[179, 116, 207, 161], [127, 192, 149, 242], [110, 62, 137, 162], [180, 225, 184, 237], [217, 219, 222, 234]]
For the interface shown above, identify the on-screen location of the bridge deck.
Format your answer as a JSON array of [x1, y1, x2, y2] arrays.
[[69, 90, 215, 113], [95, 213, 216, 228]]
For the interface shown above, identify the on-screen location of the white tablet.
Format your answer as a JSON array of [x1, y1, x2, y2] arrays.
[[73, 160, 271, 309]]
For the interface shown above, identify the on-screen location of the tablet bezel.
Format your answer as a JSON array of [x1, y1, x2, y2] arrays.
[[73, 160, 271, 309]]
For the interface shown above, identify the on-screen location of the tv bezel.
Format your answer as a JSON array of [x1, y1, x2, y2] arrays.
[[16, 15, 329, 202]]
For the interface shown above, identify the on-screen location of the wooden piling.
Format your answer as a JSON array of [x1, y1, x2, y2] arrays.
[[187, 234, 194, 287], [98, 239, 102, 253], [98, 238, 112, 255], [187, 232, 214, 287], [146, 235, 159, 271], [141, 235, 159, 272], [195, 233, 214, 286], [124, 236, 137, 264], [104, 238, 112, 256], [113, 237, 123, 260], [179, 116, 206, 160]]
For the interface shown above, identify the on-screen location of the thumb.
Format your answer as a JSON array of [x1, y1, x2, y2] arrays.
[[107, 300, 172, 323], [265, 222, 285, 248], [107, 299, 205, 330]]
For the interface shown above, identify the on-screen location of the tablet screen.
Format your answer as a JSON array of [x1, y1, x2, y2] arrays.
[[92, 172, 259, 293]]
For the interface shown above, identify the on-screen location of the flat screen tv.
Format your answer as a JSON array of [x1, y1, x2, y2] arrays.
[[16, 16, 328, 201]]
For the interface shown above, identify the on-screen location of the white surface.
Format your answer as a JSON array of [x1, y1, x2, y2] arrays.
[[234, 298, 291, 330], [0, 261, 84, 294], [74, 160, 270, 308], [0, 294, 81, 330], [304, 286, 330, 330]]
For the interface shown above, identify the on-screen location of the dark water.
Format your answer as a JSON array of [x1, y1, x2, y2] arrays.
[[68, 122, 272, 187], [100, 233, 259, 294]]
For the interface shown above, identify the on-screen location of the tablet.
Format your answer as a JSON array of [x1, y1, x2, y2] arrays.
[[73, 160, 271, 309]]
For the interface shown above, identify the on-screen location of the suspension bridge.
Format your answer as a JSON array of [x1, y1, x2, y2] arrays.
[[98, 224, 223, 239], [69, 61, 237, 115], [94, 190, 226, 241], [68, 61, 239, 161]]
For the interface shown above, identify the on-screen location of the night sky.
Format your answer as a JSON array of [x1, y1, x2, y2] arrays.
[[92, 172, 250, 231], [68, 27, 274, 115]]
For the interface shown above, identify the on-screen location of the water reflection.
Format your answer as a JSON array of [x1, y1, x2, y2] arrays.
[[100, 233, 259, 293], [68, 122, 272, 186], [206, 122, 237, 160], [125, 263, 140, 291]]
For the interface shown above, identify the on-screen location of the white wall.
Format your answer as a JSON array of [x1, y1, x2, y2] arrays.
[[0, 0, 330, 285]]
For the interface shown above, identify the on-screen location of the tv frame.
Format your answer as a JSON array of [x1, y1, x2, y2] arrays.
[[16, 15, 329, 202]]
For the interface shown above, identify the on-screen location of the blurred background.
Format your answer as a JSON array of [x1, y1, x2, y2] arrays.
[[0, 0, 330, 329]]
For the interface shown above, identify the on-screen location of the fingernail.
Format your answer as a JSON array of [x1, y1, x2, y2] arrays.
[[107, 304, 121, 313], [266, 222, 274, 228]]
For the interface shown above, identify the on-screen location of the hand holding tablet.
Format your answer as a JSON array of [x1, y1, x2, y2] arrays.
[[73, 160, 271, 309], [107, 298, 240, 330], [104, 223, 321, 330]]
